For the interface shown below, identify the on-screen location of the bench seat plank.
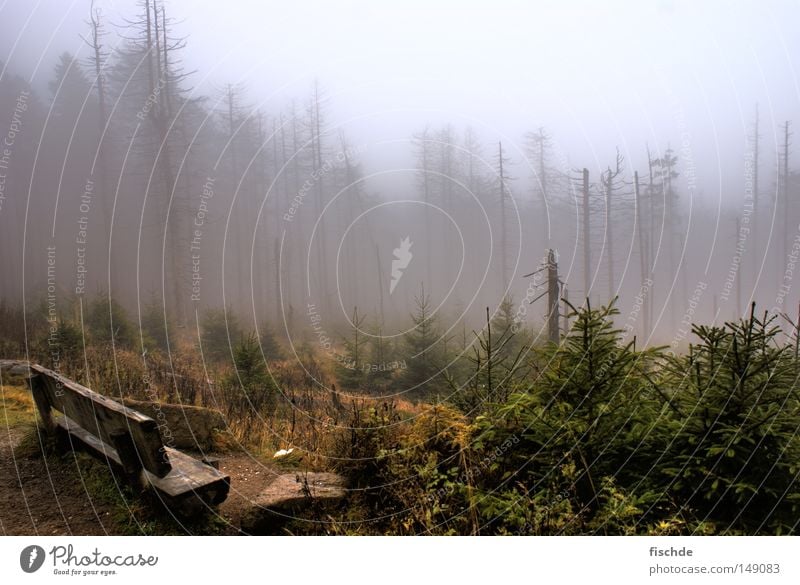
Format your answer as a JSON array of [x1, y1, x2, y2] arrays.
[[56, 416, 230, 506]]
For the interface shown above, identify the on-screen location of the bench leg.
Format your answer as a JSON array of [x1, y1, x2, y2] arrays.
[[109, 430, 145, 491], [29, 374, 54, 433]]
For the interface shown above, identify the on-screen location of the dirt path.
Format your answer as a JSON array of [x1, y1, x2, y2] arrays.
[[217, 454, 281, 532], [0, 425, 124, 536], [0, 425, 282, 535], [0, 372, 283, 535]]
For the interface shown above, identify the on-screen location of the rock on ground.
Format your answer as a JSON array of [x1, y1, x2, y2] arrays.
[[240, 472, 347, 535], [122, 398, 225, 452]]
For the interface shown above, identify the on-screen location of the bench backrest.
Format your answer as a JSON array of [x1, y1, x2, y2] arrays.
[[30, 364, 172, 478]]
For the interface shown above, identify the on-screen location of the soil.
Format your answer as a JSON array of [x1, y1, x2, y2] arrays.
[[217, 454, 282, 533], [0, 425, 280, 536], [0, 425, 123, 535]]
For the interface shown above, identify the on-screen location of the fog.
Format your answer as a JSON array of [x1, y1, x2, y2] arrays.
[[2, 0, 800, 352]]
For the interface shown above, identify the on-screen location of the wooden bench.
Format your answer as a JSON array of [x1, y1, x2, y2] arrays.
[[0, 360, 229, 511]]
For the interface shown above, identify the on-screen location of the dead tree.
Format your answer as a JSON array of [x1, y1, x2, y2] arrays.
[[254, 111, 270, 318], [527, 128, 552, 237], [375, 245, 385, 326], [653, 146, 679, 326], [582, 168, 591, 301], [309, 81, 331, 315], [413, 127, 434, 290], [601, 149, 625, 301], [736, 216, 743, 317], [274, 237, 281, 326], [276, 113, 291, 317], [438, 124, 456, 214], [634, 171, 648, 338], [646, 146, 657, 332], [123, 0, 186, 322], [524, 248, 562, 344], [496, 141, 513, 287], [82, 1, 117, 294], [530, 128, 550, 203], [223, 84, 250, 314], [781, 121, 792, 283], [548, 249, 559, 343], [752, 105, 760, 277], [145, 0, 191, 324]]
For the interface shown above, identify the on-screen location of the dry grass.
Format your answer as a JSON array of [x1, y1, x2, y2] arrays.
[[0, 382, 36, 430], [2, 315, 426, 476]]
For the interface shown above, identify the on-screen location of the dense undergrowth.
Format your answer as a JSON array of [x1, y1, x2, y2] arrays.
[[2, 295, 800, 535]]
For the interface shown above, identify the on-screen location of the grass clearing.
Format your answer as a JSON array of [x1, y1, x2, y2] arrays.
[[0, 382, 36, 435]]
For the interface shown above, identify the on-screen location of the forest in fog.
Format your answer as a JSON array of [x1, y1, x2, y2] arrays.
[[4, 1, 800, 537], [2, 0, 800, 351]]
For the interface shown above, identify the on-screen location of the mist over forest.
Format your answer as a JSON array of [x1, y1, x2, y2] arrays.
[[4, 0, 800, 538], [2, 0, 799, 352]]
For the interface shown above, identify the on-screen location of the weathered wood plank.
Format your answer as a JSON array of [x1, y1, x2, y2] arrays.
[[30, 364, 171, 478], [109, 429, 145, 491], [156, 448, 230, 505], [56, 416, 229, 506], [0, 359, 33, 378], [28, 374, 54, 432], [4, 359, 229, 508]]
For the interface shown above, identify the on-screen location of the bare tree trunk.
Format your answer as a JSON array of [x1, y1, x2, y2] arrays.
[[582, 168, 590, 303], [634, 171, 646, 338], [736, 216, 742, 317], [375, 244, 385, 326], [498, 141, 509, 287], [547, 248, 559, 343], [602, 151, 623, 303], [421, 129, 433, 291], [144, 0, 155, 99], [311, 81, 330, 315], [537, 128, 548, 203], [153, 0, 162, 82], [340, 133, 359, 308], [274, 237, 281, 328], [85, 2, 117, 297], [605, 167, 614, 301], [276, 115, 289, 321], [666, 149, 676, 328], [255, 112, 269, 319], [142, 0, 184, 324], [782, 121, 791, 283], [154, 6, 184, 324], [647, 148, 656, 333], [753, 104, 759, 279]]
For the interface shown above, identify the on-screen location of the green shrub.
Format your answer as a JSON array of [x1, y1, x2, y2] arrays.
[[336, 307, 368, 391], [86, 296, 134, 348], [258, 321, 284, 361], [140, 300, 172, 352], [224, 333, 278, 421], [447, 306, 529, 416], [661, 305, 800, 533], [40, 318, 84, 370], [398, 290, 446, 398], [200, 308, 241, 362], [483, 300, 665, 510]]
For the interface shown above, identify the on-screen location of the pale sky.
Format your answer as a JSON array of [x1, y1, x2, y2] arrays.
[[3, 0, 800, 203]]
